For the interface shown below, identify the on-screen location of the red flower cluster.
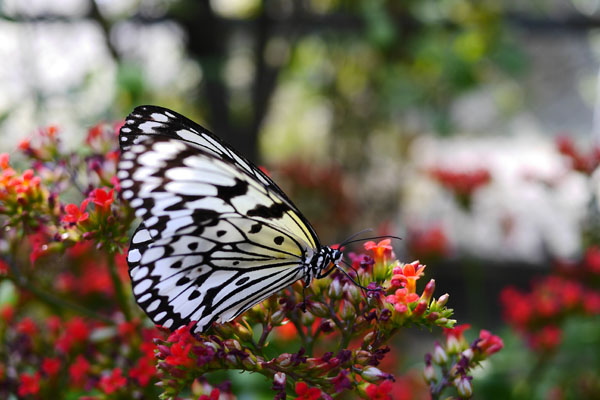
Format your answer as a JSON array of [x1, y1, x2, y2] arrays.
[[428, 166, 491, 199], [500, 258, 600, 351], [407, 225, 450, 260], [556, 135, 600, 175]]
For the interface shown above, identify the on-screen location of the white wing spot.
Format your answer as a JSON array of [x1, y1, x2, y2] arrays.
[[128, 249, 141, 262], [134, 279, 152, 295], [151, 113, 169, 122]]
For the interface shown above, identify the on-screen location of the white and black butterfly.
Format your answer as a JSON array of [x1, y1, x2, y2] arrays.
[[118, 105, 347, 333]]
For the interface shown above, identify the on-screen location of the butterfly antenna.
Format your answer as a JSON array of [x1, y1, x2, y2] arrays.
[[339, 228, 373, 248], [341, 234, 403, 247], [335, 261, 377, 292], [340, 259, 369, 297]]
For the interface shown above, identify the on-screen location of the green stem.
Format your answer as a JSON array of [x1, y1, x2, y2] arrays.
[[106, 252, 132, 321]]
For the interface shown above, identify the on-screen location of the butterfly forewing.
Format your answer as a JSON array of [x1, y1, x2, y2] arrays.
[[118, 109, 321, 333]]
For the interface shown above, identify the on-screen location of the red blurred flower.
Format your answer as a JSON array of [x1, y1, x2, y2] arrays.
[[18, 372, 41, 396], [530, 325, 562, 351], [555, 135, 600, 175], [29, 231, 49, 265], [69, 355, 90, 386], [499, 287, 533, 327], [99, 367, 127, 394], [0, 305, 14, 323], [63, 199, 90, 224], [0, 153, 9, 169], [365, 380, 393, 400], [583, 292, 600, 314], [89, 187, 114, 212], [198, 388, 220, 400], [294, 381, 321, 400], [16, 317, 37, 336], [584, 246, 600, 274], [443, 324, 471, 340], [56, 317, 90, 352], [0, 259, 8, 275], [42, 357, 61, 377], [428, 166, 491, 197], [385, 288, 419, 313], [408, 225, 449, 260], [364, 239, 393, 264], [129, 355, 156, 386], [476, 330, 504, 356]]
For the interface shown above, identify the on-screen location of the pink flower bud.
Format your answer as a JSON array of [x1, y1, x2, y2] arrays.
[[412, 299, 428, 317], [270, 310, 286, 325], [362, 331, 375, 346], [308, 302, 330, 318], [436, 293, 449, 308], [329, 279, 343, 300], [420, 279, 435, 303], [424, 363, 436, 383], [340, 300, 354, 320], [276, 353, 293, 368], [455, 376, 473, 398], [361, 366, 391, 383], [432, 342, 448, 364], [355, 350, 371, 365], [344, 283, 362, 304]]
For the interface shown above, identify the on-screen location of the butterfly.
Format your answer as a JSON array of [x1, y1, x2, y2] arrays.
[[117, 105, 351, 333]]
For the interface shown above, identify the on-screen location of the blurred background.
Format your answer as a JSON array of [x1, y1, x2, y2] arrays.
[[3, 0, 600, 398]]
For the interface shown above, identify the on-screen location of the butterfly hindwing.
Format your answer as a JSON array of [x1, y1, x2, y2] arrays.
[[118, 133, 318, 333]]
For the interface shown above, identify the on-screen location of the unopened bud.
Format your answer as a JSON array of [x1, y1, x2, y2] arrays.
[[461, 348, 474, 361], [424, 362, 436, 383], [446, 335, 461, 355], [234, 325, 253, 342], [344, 283, 362, 304], [276, 353, 293, 368], [412, 300, 428, 317], [308, 302, 330, 318], [340, 300, 354, 320], [420, 279, 435, 304], [362, 331, 375, 346], [355, 350, 371, 365], [270, 310, 286, 325], [225, 338, 242, 351], [455, 376, 473, 398], [301, 311, 315, 325], [436, 294, 449, 308], [426, 312, 439, 322], [361, 366, 391, 383], [329, 279, 343, 300], [432, 341, 448, 364], [273, 372, 286, 391]]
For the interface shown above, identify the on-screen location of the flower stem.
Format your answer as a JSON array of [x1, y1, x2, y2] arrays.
[[3, 256, 113, 323], [106, 252, 132, 321]]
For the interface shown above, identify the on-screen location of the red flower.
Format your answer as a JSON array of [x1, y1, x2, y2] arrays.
[[69, 355, 90, 386], [16, 317, 37, 336], [476, 330, 504, 356], [0, 259, 8, 275], [42, 357, 61, 377], [385, 288, 419, 313], [584, 246, 600, 274], [391, 261, 426, 293], [89, 187, 114, 211], [365, 380, 393, 399], [63, 199, 90, 224], [99, 367, 127, 394], [499, 287, 533, 327], [408, 225, 449, 260], [428, 166, 491, 197], [530, 325, 562, 351], [0, 305, 14, 323], [198, 388, 220, 400], [18, 372, 41, 396], [364, 239, 393, 264], [165, 342, 195, 368], [129, 355, 156, 386], [583, 292, 600, 314], [443, 324, 471, 340], [295, 382, 322, 400], [56, 317, 90, 352], [0, 153, 9, 169]]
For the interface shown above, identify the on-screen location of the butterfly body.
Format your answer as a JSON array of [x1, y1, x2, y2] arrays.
[[118, 105, 340, 333]]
